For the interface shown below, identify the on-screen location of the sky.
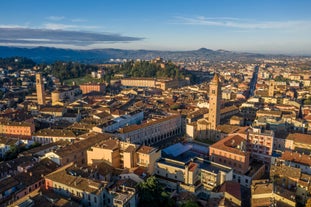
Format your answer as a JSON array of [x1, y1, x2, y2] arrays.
[[0, 0, 311, 54]]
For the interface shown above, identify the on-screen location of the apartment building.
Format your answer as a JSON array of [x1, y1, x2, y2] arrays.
[[32, 128, 77, 144], [0, 118, 35, 139], [93, 110, 144, 133], [251, 180, 296, 207], [87, 139, 160, 174], [285, 133, 311, 151], [43, 132, 110, 166], [155, 157, 232, 192], [247, 128, 274, 166], [209, 134, 250, 175], [45, 163, 107, 207]]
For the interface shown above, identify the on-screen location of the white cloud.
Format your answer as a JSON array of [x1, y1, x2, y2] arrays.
[[46, 16, 65, 21], [71, 18, 87, 23], [43, 23, 100, 30], [174, 16, 311, 30], [0, 24, 28, 28]]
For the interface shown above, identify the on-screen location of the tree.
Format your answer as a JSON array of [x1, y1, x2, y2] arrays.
[[137, 176, 175, 207], [181, 200, 199, 207]]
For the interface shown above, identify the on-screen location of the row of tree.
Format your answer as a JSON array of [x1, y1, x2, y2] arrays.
[[0, 57, 195, 84], [116, 60, 191, 80], [42, 61, 98, 82], [0, 57, 36, 70]]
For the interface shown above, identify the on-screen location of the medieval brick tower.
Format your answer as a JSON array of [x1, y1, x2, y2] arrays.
[[36, 73, 46, 105], [268, 80, 275, 97], [208, 73, 221, 130]]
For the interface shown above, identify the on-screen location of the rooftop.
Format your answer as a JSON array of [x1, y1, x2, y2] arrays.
[[286, 133, 311, 145], [281, 150, 311, 166], [219, 181, 241, 201], [270, 164, 301, 180], [119, 114, 180, 134], [45, 163, 106, 194], [137, 145, 156, 154], [34, 129, 76, 138], [93, 139, 119, 150], [210, 134, 248, 156]]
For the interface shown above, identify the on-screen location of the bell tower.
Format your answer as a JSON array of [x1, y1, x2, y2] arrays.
[[268, 80, 275, 97], [208, 74, 221, 130], [36, 73, 46, 105]]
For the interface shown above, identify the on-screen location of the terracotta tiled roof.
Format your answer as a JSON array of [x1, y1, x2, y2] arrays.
[[216, 124, 241, 134], [210, 134, 248, 156], [219, 181, 241, 201], [286, 133, 311, 145], [270, 164, 301, 180], [220, 105, 239, 115], [280, 150, 311, 166], [45, 164, 106, 194], [188, 162, 198, 172], [34, 129, 76, 138], [137, 145, 156, 154]]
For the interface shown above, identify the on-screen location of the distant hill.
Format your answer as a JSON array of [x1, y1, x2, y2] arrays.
[[0, 46, 275, 63]]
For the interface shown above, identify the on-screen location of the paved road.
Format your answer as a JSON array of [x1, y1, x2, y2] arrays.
[[249, 65, 259, 97]]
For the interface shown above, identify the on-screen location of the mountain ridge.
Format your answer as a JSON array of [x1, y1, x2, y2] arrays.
[[0, 46, 293, 63]]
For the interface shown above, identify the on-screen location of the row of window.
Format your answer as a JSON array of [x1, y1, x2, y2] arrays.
[[212, 150, 243, 162], [217, 157, 243, 169]]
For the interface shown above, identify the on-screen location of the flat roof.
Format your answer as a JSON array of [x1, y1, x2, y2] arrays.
[[163, 143, 192, 157], [195, 158, 232, 174]]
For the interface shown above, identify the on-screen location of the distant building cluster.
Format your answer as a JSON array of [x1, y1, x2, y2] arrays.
[[0, 56, 311, 207]]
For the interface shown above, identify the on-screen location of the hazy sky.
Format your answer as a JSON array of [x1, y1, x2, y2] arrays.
[[1, 0, 311, 54]]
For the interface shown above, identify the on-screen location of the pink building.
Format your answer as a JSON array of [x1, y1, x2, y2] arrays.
[[210, 134, 250, 174]]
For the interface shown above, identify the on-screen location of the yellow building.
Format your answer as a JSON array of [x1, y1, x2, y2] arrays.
[[45, 163, 107, 207], [136, 146, 161, 174], [87, 139, 161, 174]]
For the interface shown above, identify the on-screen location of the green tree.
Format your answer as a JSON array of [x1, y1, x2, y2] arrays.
[[181, 200, 199, 207], [137, 176, 175, 207]]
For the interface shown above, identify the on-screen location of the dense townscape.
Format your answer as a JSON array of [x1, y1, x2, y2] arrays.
[[0, 54, 310, 207]]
